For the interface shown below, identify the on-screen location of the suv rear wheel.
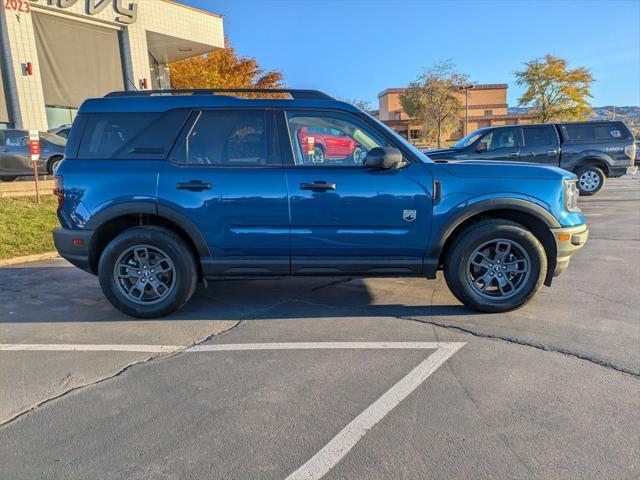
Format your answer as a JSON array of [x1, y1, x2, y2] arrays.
[[575, 165, 605, 195], [444, 219, 547, 313], [98, 226, 198, 318]]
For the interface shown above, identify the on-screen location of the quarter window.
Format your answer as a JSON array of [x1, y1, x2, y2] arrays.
[[173, 110, 270, 166], [286, 113, 387, 166]]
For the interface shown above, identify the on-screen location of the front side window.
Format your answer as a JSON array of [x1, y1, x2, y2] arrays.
[[286, 113, 386, 166], [523, 126, 553, 146], [173, 110, 269, 166], [481, 127, 517, 150]]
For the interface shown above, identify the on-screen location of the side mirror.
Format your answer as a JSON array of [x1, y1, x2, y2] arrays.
[[476, 142, 488, 153], [364, 147, 403, 170]]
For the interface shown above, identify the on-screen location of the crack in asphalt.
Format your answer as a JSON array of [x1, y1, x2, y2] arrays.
[[290, 298, 640, 379], [0, 277, 354, 429]]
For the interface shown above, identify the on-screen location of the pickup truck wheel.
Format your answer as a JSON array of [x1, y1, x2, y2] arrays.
[[444, 219, 547, 313], [98, 226, 198, 318], [0, 176, 18, 182], [576, 166, 605, 195]]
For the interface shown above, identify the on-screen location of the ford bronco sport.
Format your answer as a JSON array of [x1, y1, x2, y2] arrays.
[[53, 89, 588, 318]]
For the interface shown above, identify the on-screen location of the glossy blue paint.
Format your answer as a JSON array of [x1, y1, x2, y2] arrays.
[[57, 92, 587, 277], [156, 162, 290, 257], [285, 162, 433, 259]]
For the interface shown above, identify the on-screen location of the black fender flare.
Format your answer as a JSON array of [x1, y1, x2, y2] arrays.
[[429, 197, 560, 261], [569, 151, 612, 173], [85, 201, 210, 257]]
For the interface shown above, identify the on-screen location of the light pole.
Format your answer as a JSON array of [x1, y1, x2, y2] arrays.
[[459, 84, 475, 137]]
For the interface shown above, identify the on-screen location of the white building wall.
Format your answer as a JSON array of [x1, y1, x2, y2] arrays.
[[0, 0, 224, 130]]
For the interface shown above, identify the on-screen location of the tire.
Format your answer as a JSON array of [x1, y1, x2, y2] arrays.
[[352, 145, 363, 164], [443, 219, 547, 313], [575, 165, 605, 196], [0, 176, 18, 182], [311, 145, 324, 164], [98, 226, 198, 318], [47, 156, 63, 175]]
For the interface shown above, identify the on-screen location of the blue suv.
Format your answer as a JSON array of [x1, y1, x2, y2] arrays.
[[53, 89, 588, 318]]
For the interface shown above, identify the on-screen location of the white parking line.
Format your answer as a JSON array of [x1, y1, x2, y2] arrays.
[[0, 341, 465, 479], [285, 342, 464, 480]]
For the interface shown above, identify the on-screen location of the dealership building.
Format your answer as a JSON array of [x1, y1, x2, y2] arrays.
[[0, 0, 224, 130]]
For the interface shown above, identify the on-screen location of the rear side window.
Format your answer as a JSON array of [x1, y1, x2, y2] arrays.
[[78, 110, 189, 159], [171, 110, 275, 166], [522, 126, 554, 146], [561, 123, 631, 142]]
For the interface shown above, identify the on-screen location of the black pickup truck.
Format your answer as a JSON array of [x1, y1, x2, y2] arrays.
[[425, 121, 637, 195]]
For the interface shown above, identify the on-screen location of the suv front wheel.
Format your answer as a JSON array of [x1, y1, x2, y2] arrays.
[[98, 226, 198, 318], [444, 219, 547, 313]]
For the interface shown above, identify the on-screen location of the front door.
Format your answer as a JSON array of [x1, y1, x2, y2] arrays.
[[476, 126, 521, 161], [0, 130, 31, 176], [282, 110, 433, 275], [158, 109, 290, 275]]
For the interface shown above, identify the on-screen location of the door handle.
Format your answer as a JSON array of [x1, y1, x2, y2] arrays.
[[547, 150, 558, 156], [509, 152, 520, 157], [300, 181, 336, 191], [176, 180, 212, 191]]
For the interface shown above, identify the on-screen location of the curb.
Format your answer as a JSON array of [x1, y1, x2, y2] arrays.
[[0, 251, 59, 267]]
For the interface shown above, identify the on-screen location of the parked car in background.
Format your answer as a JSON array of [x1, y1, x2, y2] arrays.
[[297, 126, 364, 164], [0, 130, 66, 182], [48, 124, 73, 139], [53, 88, 588, 318], [426, 121, 636, 195]]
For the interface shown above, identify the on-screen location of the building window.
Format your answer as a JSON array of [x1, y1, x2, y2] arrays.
[[484, 109, 493, 117]]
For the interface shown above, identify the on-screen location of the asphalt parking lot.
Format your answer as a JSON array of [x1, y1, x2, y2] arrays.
[[1, 175, 638, 479]]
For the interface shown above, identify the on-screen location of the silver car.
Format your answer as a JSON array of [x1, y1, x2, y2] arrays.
[[0, 129, 66, 182]]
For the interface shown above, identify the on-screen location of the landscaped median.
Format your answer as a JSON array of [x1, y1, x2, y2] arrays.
[[0, 196, 58, 261]]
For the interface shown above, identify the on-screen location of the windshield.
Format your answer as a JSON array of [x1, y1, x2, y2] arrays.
[[365, 112, 433, 163], [40, 131, 67, 146], [453, 131, 484, 149]]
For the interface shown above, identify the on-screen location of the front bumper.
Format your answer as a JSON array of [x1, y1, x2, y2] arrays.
[[53, 227, 95, 274], [551, 224, 589, 277]]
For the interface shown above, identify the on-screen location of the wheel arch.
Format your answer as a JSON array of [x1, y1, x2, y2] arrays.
[[434, 199, 559, 287], [85, 202, 209, 275], [571, 153, 611, 175]]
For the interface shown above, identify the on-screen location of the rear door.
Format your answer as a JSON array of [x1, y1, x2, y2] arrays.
[[520, 125, 560, 166], [158, 109, 290, 275], [281, 110, 433, 275]]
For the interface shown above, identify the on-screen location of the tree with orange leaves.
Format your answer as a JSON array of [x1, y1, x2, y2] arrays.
[[169, 38, 284, 91]]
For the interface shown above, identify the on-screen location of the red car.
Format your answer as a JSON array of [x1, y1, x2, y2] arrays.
[[297, 127, 363, 164]]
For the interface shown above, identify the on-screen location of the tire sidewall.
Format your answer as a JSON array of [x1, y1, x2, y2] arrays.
[[98, 227, 197, 318], [445, 221, 547, 312], [576, 166, 605, 196]]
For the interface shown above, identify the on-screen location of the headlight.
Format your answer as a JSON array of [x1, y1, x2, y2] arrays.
[[564, 179, 580, 212]]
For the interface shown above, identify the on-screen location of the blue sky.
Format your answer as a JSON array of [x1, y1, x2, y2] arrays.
[[182, 0, 640, 108]]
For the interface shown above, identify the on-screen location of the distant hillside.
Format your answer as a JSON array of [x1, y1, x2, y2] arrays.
[[508, 106, 640, 133]]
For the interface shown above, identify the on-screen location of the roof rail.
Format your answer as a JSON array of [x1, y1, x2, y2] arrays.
[[104, 88, 334, 100]]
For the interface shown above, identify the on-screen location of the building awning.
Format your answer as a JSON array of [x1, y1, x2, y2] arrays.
[[33, 12, 125, 108], [146, 30, 215, 64]]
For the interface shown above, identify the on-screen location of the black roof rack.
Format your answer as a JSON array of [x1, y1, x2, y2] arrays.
[[104, 88, 334, 100]]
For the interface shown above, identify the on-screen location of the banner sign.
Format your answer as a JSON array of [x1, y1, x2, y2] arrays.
[[27, 0, 138, 24]]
